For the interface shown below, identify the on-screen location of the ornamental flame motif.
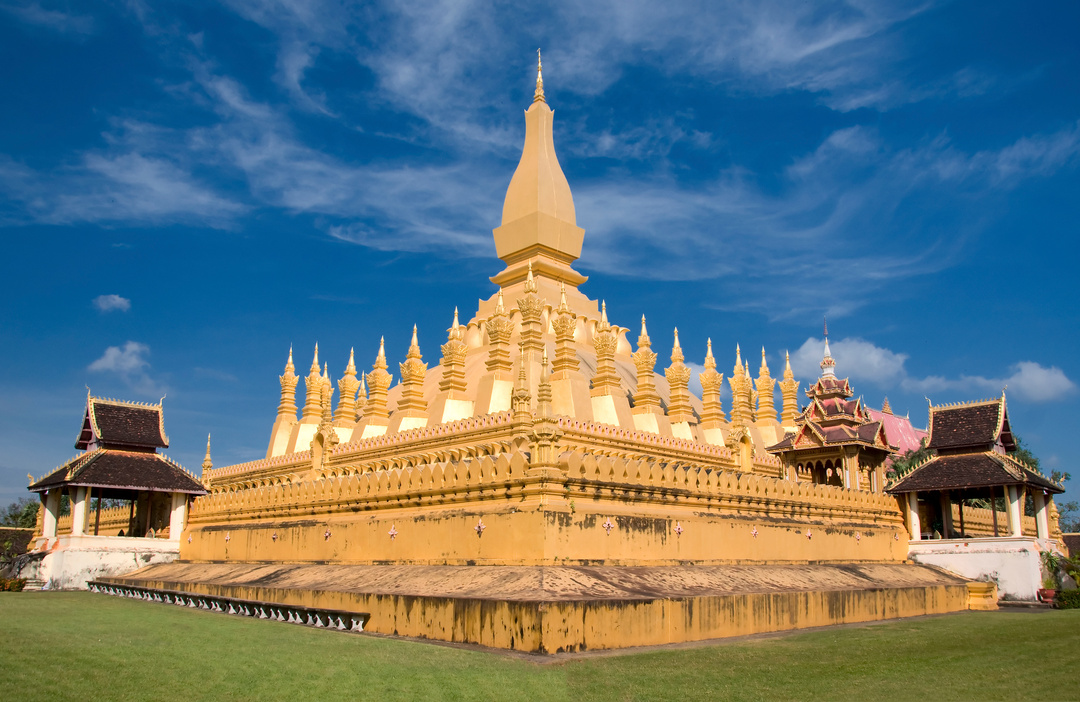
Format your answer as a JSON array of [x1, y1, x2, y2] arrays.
[[602, 518, 615, 535], [475, 518, 486, 536]]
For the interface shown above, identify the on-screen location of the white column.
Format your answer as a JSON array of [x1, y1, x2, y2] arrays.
[[1033, 491, 1049, 539], [70, 486, 89, 536], [907, 492, 922, 541], [1006, 485, 1022, 537], [42, 489, 60, 538], [169, 492, 187, 539]]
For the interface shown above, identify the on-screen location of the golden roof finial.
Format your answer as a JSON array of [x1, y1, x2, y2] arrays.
[[322, 362, 329, 381], [761, 346, 769, 373], [345, 347, 356, 375], [495, 289, 506, 315], [285, 345, 295, 374], [597, 300, 611, 332], [705, 338, 716, 370], [202, 433, 213, 473], [310, 343, 320, 374], [533, 48, 546, 103], [558, 282, 569, 313], [448, 307, 463, 341]]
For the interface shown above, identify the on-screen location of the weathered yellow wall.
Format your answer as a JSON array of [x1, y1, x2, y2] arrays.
[[183, 449, 909, 566], [100, 572, 968, 653]]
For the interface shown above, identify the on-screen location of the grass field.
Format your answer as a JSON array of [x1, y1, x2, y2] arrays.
[[2, 592, 1076, 701]]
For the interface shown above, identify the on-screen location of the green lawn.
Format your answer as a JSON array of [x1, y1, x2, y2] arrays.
[[1, 592, 1076, 701]]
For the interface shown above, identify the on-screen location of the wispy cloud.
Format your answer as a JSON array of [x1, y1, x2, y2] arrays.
[[88, 341, 166, 396], [93, 294, 131, 313], [3, 1, 95, 35], [790, 336, 1076, 403]]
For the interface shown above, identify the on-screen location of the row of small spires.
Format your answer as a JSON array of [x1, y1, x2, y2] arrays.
[[271, 316, 799, 403], [927, 391, 1007, 411], [84, 390, 165, 409]]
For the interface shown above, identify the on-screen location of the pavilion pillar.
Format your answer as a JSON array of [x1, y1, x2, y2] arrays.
[[939, 491, 953, 538], [1033, 491, 1049, 539], [1006, 485, 1022, 537], [70, 486, 89, 536], [906, 492, 922, 541], [42, 489, 60, 538], [169, 492, 187, 539]]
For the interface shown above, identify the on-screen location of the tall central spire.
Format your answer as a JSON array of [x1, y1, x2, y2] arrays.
[[534, 49, 545, 103], [491, 52, 586, 291]]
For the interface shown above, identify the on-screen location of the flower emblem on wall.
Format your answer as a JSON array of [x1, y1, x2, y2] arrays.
[[224, 532, 230, 543], [324, 529, 332, 540], [271, 532, 278, 541], [751, 527, 758, 538], [187, 535, 192, 543], [602, 518, 615, 535], [855, 532, 862, 542], [806, 529, 813, 540], [475, 518, 486, 536], [388, 525, 398, 540], [673, 522, 683, 536]]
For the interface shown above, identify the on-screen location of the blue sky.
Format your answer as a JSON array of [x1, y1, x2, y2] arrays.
[[1, 1, 1077, 513]]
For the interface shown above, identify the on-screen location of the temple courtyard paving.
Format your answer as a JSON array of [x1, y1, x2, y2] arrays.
[[2, 592, 1075, 701]]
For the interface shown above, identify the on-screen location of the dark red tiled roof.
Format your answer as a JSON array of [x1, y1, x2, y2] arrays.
[[927, 400, 1012, 451], [887, 452, 1062, 494], [30, 449, 205, 494], [76, 399, 169, 450]]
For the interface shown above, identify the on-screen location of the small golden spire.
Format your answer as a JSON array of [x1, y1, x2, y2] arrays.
[[533, 48, 546, 103], [448, 307, 463, 341], [495, 289, 505, 315], [345, 347, 356, 375], [705, 338, 716, 370], [784, 350, 794, 379], [558, 282, 569, 313], [524, 261, 538, 293], [407, 324, 422, 359], [671, 328, 684, 364], [734, 343, 742, 374], [375, 336, 387, 368], [639, 315, 650, 346], [202, 433, 212, 474], [597, 300, 610, 332], [761, 346, 769, 373], [310, 343, 320, 374], [285, 345, 295, 374]]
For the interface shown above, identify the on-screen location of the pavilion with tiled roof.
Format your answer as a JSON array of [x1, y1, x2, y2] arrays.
[[887, 392, 1062, 540], [29, 394, 205, 542], [767, 336, 893, 493]]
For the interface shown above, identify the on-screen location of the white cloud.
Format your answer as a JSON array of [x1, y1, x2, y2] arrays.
[[790, 336, 1075, 404], [88, 341, 165, 396], [3, 2, 95, 35], [93, 294, 131, 313], [791, 337, 908, 388]]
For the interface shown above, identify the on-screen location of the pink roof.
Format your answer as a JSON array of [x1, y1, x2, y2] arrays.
[[866, 408, 927, 456]]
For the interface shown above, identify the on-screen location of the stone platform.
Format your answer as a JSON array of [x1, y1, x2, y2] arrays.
[[100, 562, 971, 653]]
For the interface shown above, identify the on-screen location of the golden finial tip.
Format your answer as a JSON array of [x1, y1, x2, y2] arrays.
[[533, 48, 546, 103]]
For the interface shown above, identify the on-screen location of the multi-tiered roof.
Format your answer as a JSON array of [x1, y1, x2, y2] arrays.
[[887, 394, 1061, 495], [29, 394, 205, 498]]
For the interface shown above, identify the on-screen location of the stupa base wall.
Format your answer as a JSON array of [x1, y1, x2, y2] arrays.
[[98, 562, 971, 653]]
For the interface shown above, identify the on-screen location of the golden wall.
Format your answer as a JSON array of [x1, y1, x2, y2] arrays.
[[183, 448, 909, 565]]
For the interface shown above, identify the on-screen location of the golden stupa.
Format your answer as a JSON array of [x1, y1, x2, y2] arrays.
[[102, 56, 972, 653]]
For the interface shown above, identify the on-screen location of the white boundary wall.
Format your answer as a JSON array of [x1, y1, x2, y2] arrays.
[[21, 535, 180, 590], [908, 536, 1058, 601]]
